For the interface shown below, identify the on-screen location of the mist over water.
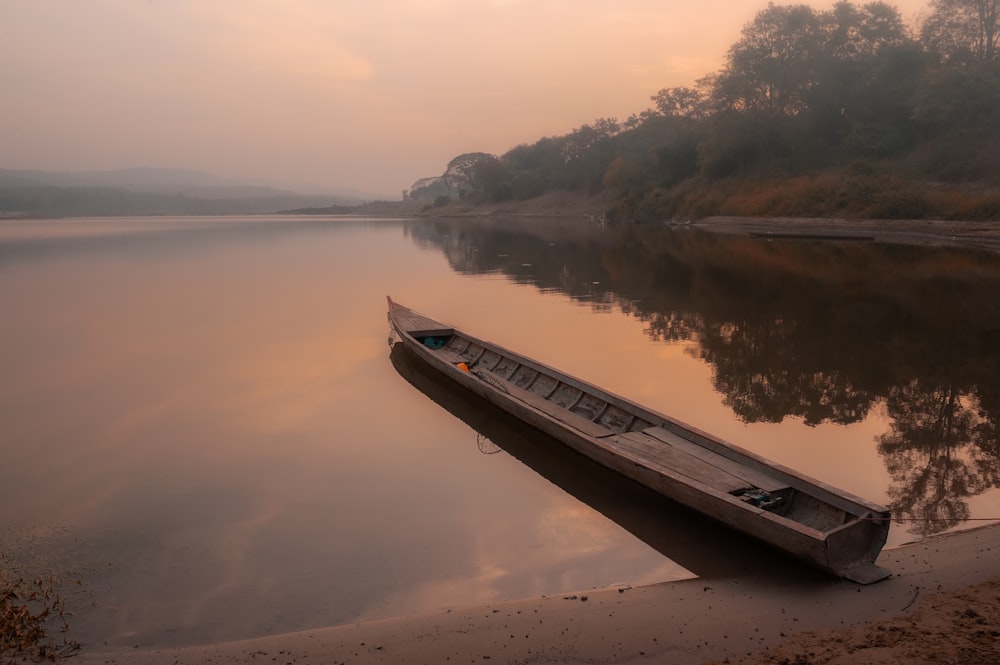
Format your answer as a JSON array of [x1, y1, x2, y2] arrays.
[[2, 215, 998, 648]]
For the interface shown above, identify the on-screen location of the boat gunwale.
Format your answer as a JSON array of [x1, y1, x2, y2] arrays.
[[388, 298, 888, 523]]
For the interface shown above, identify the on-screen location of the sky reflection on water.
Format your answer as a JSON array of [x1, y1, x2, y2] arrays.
[[1, 217, 684, 648], [2, 215, 998, 648]]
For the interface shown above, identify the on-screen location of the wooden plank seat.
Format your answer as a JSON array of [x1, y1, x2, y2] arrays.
[[606, 428, 788, 494], [641, 426, 788, 492]]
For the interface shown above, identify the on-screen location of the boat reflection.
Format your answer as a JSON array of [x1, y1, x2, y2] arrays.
[[390, 343, 830, 584]]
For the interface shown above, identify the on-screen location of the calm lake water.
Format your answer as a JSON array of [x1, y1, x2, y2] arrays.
[[2, 215, 999, 648]]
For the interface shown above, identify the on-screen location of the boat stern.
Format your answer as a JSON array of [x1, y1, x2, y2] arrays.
[[826, 510, 892, 584]]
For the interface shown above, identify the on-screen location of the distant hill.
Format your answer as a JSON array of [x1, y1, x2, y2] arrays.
[[0, 168, 392, 217]]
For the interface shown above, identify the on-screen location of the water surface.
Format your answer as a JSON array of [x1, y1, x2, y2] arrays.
[[2, 215, 998, 648]]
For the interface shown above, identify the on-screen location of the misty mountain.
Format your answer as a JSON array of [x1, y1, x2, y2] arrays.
[[0, 167, 392, 217]]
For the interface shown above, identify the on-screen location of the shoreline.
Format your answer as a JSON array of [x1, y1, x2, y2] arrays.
[[75, 522, 1000, 665], [691, 216, 1000, 254], [408, 190, 1000, 254]]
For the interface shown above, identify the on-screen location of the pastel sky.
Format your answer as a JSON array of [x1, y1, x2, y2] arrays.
[[2, 0, 929, 196]]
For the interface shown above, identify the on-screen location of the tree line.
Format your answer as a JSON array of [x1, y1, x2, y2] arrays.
[[408, 0, 1000, 221]]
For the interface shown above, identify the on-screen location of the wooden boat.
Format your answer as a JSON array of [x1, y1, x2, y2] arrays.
[[387, 297, 892, 583], [390, 343, 827, 582]]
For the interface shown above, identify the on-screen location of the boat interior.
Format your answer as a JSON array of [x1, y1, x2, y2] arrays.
[[412, 331, 864, 534]]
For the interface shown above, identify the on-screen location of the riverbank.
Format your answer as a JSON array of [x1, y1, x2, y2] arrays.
[[73, 523, 1000, 665], [692, 216, 1000, 254], [415, 193, 1000, 253]]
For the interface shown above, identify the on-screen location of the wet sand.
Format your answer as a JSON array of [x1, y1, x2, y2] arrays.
[[75, 522, 1000, 665]]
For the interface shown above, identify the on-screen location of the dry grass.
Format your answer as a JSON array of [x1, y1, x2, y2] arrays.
[[1, 553, 80, 664], [626, 170, 1000, 222]]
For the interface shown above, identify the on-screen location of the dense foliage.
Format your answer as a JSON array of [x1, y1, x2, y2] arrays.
[[411, 1, 1000, 220]]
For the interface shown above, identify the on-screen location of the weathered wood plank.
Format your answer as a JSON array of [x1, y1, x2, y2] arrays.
[[428, 347, 466, 365], [607, 432, 752, 493], [640, 426, 788, 492], [496, 374, 613, 438], [388, 300, 454, 337]]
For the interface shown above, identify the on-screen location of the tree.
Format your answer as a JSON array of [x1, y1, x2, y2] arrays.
[[801, 2, 912, 151], [824, 1, 907, 61], [697, 110, 795, 178], [711, 3, 824, 115], [910, 61, 1000, 178], [912, 61, 1000, 130], [561, 118, 620, 161], [650, 86, 705, 118], [711, 2, 910, 117], [407, 176, 449, 202], [443, 152, 502, 200], [471, 156, 513, 202], [502, 138, 567, 197], [878, 382, 1000, 536], [840, 42, 930, 157], [921, 0, 1000, 61], [558, 119, 622, 191], [704, 1, 918, 167]]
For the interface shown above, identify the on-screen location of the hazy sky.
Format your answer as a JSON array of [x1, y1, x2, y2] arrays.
[[3, 0, 928, 196]]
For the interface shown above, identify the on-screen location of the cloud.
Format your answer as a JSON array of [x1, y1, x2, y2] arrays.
[[142, 2, 375, 87]]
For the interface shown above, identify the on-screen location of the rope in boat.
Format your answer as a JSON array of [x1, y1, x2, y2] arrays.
[[896, 517, 1000, 521], [862, 517, 1000, 522]]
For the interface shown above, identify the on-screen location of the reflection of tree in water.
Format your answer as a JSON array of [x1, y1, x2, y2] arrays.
[[403, 218, 1000, 535], [697, 318, 878, 426], [878, 382, 1000, 536], [974, 384, 1000, 462]]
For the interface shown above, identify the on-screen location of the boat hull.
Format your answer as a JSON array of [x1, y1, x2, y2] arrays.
[[387, 297, 891, 583]]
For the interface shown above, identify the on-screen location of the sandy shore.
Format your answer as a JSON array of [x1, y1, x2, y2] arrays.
[[74, 523, 999, 665]]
